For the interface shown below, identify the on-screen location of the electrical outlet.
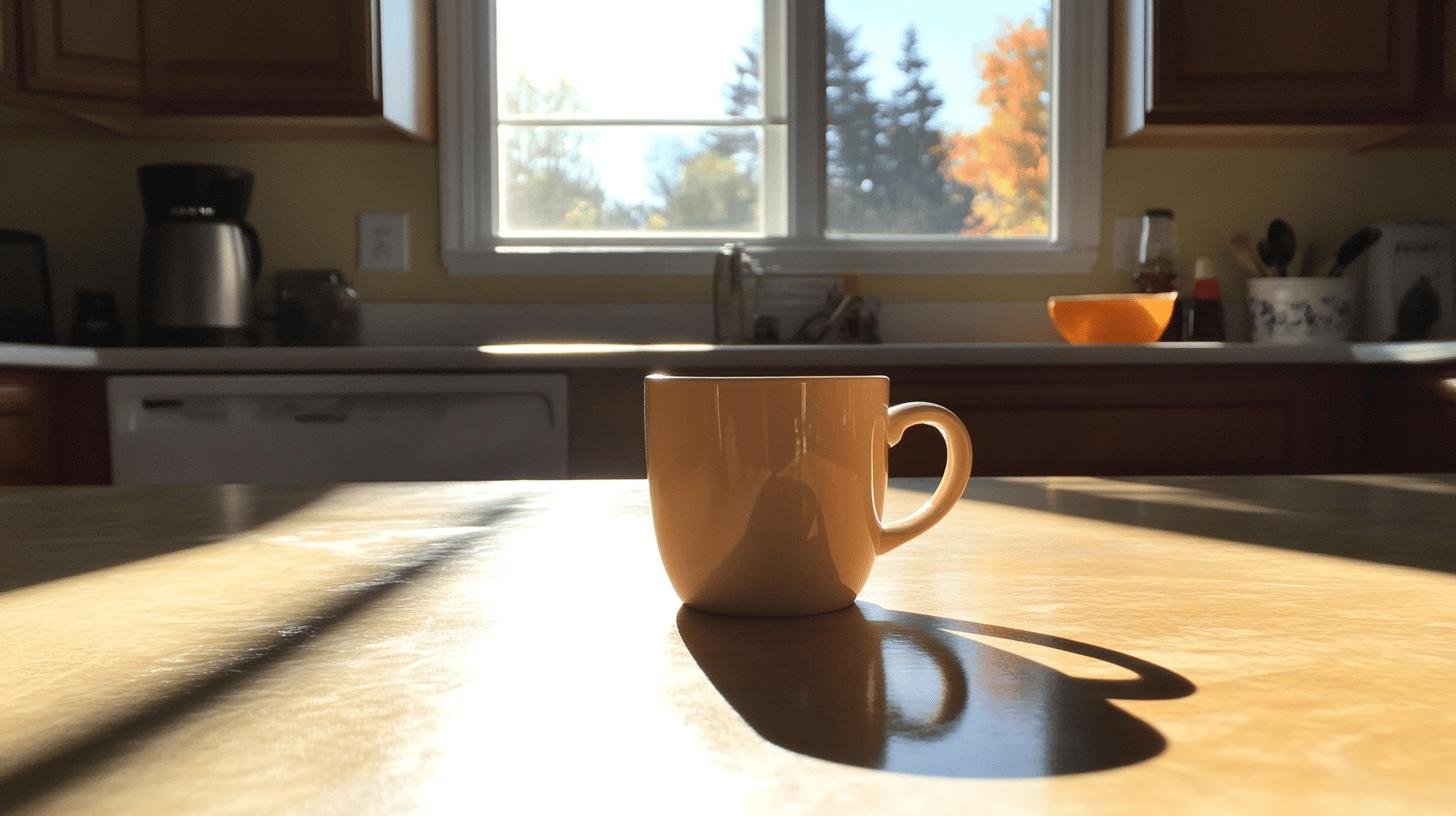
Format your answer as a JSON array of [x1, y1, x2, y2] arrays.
[[358, 213, 408, 272], [1112, 217, 1141, 275]]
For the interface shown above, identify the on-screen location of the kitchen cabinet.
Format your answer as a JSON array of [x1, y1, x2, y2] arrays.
[[0, 0, 16, 92], [1111, 0, 1433, 147], [1364, 366, 1456, 471], [571, 363, 1456, 479], [0, 0, 433, 141], [0, 368, 108, 485], [887, 366, 1364, 477], [0, 371, 56, 484], [20, 0, 141, 100], [142, 0, 376, 115]]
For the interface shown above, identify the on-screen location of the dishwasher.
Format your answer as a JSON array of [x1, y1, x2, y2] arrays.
[[108, 374, 568, 485]]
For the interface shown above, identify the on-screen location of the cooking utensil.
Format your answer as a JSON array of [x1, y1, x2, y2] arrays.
[[1267, 219, 1297, 276], [1230, 233, 1271, 276], [1298, 241, 1322, 277], [1330, 227, 1382, 278], [1257, 238, 1277, 275], [1288, 245, 1306, 279]]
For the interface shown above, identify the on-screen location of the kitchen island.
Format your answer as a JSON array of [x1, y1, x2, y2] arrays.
[[2, 476, 1453, 814]]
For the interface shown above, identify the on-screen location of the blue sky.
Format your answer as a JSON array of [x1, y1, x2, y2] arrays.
[[495, 0, 1049, 212], [830, 0, 1048, 132]]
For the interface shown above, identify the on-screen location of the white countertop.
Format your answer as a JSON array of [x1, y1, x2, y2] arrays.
[[4, 340, 1456, 373]]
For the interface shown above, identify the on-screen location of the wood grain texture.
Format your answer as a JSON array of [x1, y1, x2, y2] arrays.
[[0, 0, 15, 91], [0, 477, 1452, 813], [1110, 0, 1427, 145], [0, 370, 56, 484], [20, 0, 140, 100], [566, 364, 1379, 478], [1152, 0, 1420, 118], [141, 0, 377, 115], [1364, 365, 1456, 471]]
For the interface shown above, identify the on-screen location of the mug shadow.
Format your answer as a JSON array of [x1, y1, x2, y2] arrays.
[[677, 602, 1194, 778]]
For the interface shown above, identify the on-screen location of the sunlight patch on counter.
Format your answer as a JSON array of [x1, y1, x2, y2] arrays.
[[476, 343, 715, 355]]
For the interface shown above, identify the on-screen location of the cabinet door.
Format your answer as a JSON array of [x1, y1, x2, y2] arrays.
[[0, 372, 56, 485], [141, 0, 378, 115], [20, 0, 140, 99], [887, 366, 1364, 477], [1149, 0, 1420, 120], [0, 0, 16, 91], [1365, 367, 1456, 471]]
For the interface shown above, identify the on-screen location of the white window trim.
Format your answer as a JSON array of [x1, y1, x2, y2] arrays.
[[437, 0, 1106, 276]]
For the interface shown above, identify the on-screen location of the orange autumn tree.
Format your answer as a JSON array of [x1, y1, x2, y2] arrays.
[[942, 17, 1050, 236]]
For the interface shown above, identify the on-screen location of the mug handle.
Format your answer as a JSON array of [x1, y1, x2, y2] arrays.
[[878, 402, 972, 555]]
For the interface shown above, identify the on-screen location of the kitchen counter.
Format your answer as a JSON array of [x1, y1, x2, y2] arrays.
[[3, 340, 1456, 373], [2, 476, 1453, 813]]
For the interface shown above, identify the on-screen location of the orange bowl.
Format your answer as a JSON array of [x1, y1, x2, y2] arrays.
[[1047, 292, 1177, 344]]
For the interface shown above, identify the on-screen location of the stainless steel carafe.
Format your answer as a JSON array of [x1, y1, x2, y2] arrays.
[[137, 164, 261, 346]]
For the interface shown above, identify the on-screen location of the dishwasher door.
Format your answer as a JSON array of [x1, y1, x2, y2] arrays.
[[108, 374, 568, 485]]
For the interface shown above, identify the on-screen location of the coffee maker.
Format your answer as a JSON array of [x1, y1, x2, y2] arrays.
[[138, 163, 261, 346]]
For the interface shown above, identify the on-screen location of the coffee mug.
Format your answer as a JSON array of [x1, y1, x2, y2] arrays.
[[645, 375, 972, 616]]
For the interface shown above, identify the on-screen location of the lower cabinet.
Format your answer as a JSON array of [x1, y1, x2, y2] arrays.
[[0, 368, 108, 485], [574, 363, 1447, 479], [2, 362, 1453, 485], [0, 370, 56, 483], [887, 366, 1365, 477], [1365, 366, 1456, 472]]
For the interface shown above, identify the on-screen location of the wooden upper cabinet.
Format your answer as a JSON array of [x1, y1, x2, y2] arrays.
[[0, 0, 16, 91], [1111, 0, 1430, 146], [141, 0, 377, 115], [20, 0, 141, 100], [0, 0, 433, 140], [1152, 0, 1419, 119]]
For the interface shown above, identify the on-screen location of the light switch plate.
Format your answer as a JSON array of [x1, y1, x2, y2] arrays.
[[358, 213, 409, 272], [1112, 217, 1141, 275]]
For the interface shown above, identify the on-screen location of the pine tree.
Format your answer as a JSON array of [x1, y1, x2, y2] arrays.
[[825, 19, 887, 233], [826, 22, 972, 234], [879, 26, 973, 233]]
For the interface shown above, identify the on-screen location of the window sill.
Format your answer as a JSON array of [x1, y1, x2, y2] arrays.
[[443, 245, 1098, 277]]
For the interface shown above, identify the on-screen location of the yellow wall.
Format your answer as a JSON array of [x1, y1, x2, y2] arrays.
[[3, 135, 1456, 328]]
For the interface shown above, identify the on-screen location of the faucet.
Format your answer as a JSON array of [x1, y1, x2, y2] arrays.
[[712, 242, 763, 344]]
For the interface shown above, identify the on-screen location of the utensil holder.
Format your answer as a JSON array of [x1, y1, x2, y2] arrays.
[[1247, 277, 1356, 344]]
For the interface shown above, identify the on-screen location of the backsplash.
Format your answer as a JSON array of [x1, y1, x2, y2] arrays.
[[3, 135, 1456, 338]]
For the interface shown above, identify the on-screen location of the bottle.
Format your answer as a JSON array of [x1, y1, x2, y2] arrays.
[[1134, 208, 1178, 294], [1186, 257, 1226, 341], [1134, 208, 1184, 340]]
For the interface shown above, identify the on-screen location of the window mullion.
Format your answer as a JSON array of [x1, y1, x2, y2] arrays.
[[485, 0, 503, 242], [786, 0, 826, 243]]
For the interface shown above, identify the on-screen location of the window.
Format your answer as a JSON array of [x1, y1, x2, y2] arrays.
[[439, 0, 1105, 274]]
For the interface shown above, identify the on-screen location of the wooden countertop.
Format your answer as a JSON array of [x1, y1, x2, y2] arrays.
[[2, 476, 1453, 814]]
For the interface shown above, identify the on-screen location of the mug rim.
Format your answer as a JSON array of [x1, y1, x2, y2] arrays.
[[646, 374, 889, 383]]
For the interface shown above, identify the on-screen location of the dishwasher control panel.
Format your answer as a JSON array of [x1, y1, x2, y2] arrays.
[[108, 374, 568, 485]]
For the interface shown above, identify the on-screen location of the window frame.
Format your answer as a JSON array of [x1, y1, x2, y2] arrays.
[[437, 0, 1107, 276]]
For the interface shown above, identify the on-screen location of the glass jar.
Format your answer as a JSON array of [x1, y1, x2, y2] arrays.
[[1135, 208, 1177, 293]]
